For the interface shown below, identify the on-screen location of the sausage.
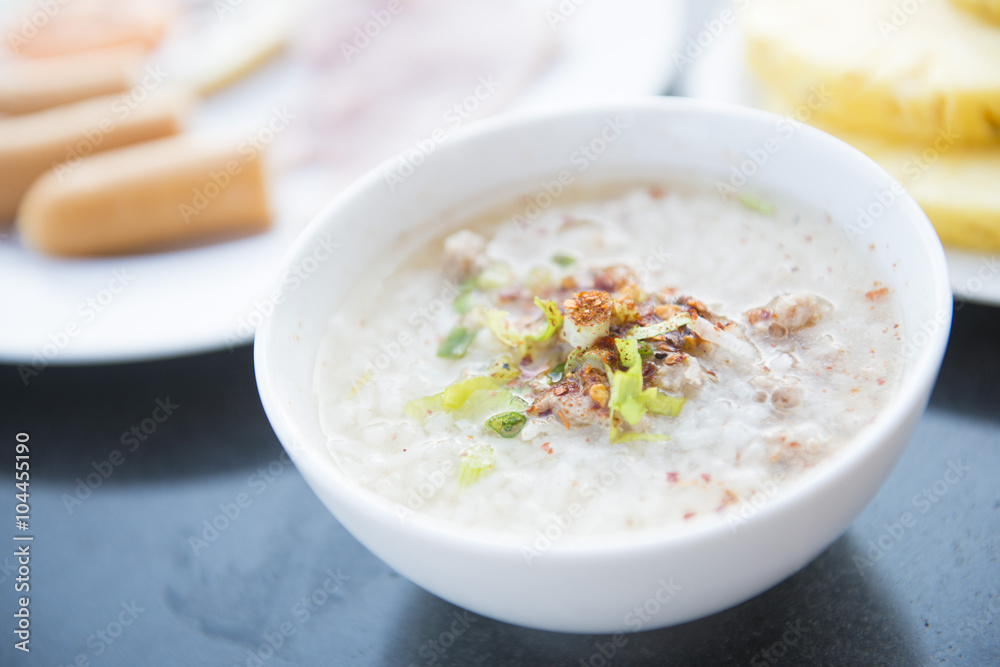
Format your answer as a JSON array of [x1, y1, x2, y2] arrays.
[[17, 135, 271, 256], [0, 87, 191, 222]]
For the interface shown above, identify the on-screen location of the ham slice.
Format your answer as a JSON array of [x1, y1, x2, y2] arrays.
[[285, 0, 553, 181]]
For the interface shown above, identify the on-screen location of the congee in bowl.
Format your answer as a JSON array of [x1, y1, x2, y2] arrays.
[[256, 99, 950, 632], [315, 182, 902, 539]]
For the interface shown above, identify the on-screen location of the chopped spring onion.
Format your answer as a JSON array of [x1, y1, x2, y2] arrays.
[[484, 309, 521, 347], [547, 362, 566, 383], [532, 297, 563, 343], [610, 363, 647, 425], [404, 356, 524, 421], [642, 391, 686, 417], [485, 412, 527, 438], [442, 377, 495, 410], [615, 337, 640, 369], [609, 363, 686, 425], [552, 252, 576, 267], [437, 326, 479, 359], [739, 193, 775, 215], [452, 390, 527, 422], [610, 425, 671, 443], [459, 445, 496, 485], [628, 314, 692, 340], [484, 298, 563, 349], [564, 348, 609, 375], [403, 393, 445, 420], [453, 289, 478, 314]]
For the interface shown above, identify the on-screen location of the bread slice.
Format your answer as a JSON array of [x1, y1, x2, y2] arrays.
[[844, 131, 1000, 250], [951, 0, 1000, 24], [746, 0, 1000, 145]]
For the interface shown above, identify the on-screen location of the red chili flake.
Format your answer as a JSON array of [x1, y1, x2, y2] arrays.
[[701, 473, 712, 483], [649, 185, 664, 199], [541, 443, 554, 455], [553, 384, 569, 396], [683, 512, 696, 521], [866, 287, 889, 301], [667, 472, 679, 485], [878, 378, 886, 386], [789, 441, 801, 449]]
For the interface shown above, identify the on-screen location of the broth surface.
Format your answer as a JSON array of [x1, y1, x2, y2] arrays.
[[314, 183, 903, 540]]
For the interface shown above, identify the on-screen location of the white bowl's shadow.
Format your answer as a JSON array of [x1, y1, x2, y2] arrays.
[[380, 533, 918, 661]]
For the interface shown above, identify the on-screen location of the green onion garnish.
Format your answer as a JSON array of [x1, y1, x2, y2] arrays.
[[547, 362, 566, 383], [459, 445, 496, 486], [552, 252, 576, 267], [437, 326, 478, 359], [739, 194, 775, 215], [485, 412, 527, 438], [453, 290, 478, 314]]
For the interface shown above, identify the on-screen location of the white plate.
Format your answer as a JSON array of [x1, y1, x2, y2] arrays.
[[0, 0, 685, 366], [680, 15, 1000, 306]]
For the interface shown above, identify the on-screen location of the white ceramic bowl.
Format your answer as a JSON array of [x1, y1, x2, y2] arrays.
[[254, 98, 951, 633]]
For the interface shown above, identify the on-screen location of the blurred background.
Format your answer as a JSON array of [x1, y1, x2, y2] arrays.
[[0, 0, 998, 665], [1, 0, 998, 362]]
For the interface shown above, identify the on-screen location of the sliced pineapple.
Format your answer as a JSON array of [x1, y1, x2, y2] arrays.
[[754, 90, 1000, 251], [846, 132, 1000, 251], [951, 0, 1000, 25], [746, 0, 1000, 146]]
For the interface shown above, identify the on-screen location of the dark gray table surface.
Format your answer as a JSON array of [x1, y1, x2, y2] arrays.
[[1, 297, 998, 667]]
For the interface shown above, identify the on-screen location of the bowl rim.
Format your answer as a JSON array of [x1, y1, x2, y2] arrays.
[[254, 96, 953, 556]]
